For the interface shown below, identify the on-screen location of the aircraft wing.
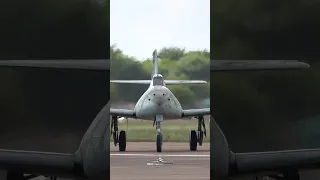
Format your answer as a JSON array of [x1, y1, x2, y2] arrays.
[[165, 80, 207, 85], [0, 150, 75, 177], [0, 103, 110, 179], [110, 80, 151, 84], [0, 60, 110, 70], [110, 108, 136, 118], [211, 116, 320, 179], [230, 149, 320, 176], [211, 60, 310, 71], [110, 80, 207, 85], [182, 108, 210, 117]]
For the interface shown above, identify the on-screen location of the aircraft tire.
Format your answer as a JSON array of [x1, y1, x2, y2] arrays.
[[119, 130, 126, 151], [156, 134, 162, 152], [189, 130, 197, 151]]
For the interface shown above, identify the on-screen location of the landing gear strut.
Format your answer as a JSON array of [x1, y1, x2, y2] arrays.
[[156, 122, 162, 152], [189, 116, 206, 151], [153, 116, 163, 152], [156, 123, 162, 152], [111, 116, 126, 151]]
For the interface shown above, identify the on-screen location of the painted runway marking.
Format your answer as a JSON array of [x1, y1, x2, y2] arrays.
[[110, 153, 209, 157]]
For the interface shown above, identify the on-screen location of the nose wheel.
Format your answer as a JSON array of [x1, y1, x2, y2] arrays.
[[153, 116, 163, 152], [156, 132, 162, 152], [111, 116, 127, 151], [189, 116, 206, 151], [155, 121, 163, 152]]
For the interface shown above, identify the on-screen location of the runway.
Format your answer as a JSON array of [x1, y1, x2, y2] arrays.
[[110, 142, 210, 180]]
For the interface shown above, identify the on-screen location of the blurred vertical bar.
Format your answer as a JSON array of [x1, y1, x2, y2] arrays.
[[0, 0, 110, 178], [210, 0, 320, 179]]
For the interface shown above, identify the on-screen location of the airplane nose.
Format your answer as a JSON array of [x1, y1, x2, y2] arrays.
[[152, 97, 165, 106]]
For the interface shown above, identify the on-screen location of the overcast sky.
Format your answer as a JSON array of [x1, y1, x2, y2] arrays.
[[110, 0, 210, 60]]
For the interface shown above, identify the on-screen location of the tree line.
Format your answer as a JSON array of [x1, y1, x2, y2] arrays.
[[110, 45, 210, 109]]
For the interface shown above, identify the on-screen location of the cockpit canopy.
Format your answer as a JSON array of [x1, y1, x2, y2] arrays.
[[152, 74, 164, 86]]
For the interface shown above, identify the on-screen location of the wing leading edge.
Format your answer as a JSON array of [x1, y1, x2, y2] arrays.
[[110, 80, 207, 85], [0, 150, 75, 177], [110, 108, 210, 118], [231, 149, 320, 176], [110, 108, 136, 118], [182, 108, 210, 117], [211, 60, 310, 71], [0, 60, 110, 70]]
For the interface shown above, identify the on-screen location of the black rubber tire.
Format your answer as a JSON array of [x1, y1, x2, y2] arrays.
[[198, 131, 203, 146], [119, 130, 126, 151], [156, 134, 162, 152], [189, 130, 197, 151]]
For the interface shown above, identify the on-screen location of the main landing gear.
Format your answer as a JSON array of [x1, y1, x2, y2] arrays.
[[111, 116, 126, 151], [189, 116, 207, 151], [152, 115, 206, 152], [111, 115, 206, 152]]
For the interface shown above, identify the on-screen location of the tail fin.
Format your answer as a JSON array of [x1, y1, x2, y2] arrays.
[[151, 49, 159, 79]]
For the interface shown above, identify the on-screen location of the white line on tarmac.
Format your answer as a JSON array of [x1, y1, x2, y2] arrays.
[[110, 153, 210, 157]]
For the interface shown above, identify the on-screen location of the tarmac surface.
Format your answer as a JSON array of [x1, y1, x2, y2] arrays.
[[110, 142, 210, 180]]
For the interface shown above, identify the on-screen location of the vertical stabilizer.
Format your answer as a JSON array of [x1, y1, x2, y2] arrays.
[[151, 49, 159, 79]]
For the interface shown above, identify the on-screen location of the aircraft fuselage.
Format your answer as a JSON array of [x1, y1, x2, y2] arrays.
[[134, 85, 183, 120]]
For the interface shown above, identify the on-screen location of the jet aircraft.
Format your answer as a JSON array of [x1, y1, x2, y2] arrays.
[[110, 50, 210, 152], [0, 57, 312, 180]]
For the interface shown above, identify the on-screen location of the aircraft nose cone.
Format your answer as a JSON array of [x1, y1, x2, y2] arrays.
[[153, 97, 165, 106]]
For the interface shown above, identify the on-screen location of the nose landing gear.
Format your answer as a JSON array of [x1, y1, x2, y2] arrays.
[[154, 115, 163, 152], [156, 124, 162, 152]]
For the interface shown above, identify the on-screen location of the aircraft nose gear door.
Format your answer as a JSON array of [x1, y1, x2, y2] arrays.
[[111, 116, 127, 151]]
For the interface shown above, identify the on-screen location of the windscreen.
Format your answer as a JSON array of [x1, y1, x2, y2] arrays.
[[153, 76, 164, 86]]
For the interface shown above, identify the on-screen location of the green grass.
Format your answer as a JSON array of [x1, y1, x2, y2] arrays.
[[111, 119, 210, 142]]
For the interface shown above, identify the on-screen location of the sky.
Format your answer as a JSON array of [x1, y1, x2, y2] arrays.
[[110, 0, 210, 60]]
